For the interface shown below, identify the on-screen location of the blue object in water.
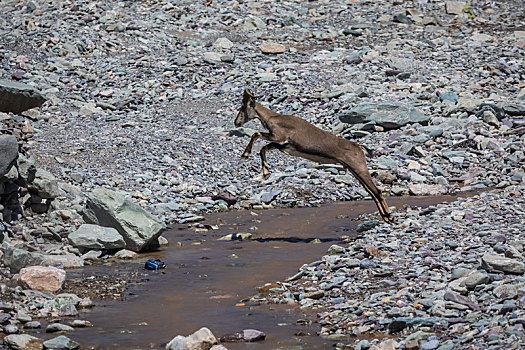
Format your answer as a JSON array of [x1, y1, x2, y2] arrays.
[[144, 259, 166, 270]]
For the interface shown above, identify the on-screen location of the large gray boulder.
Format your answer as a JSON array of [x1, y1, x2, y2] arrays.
[[83, 188, 166, 252], [27, 168, 59, 199], [0, 79, 46, 114], [338, 102, 430, 130], [0, 134, 18, 177], [68, 224, 126, 251]]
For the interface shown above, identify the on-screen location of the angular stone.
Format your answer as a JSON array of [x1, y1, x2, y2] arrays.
[[4, 324, 19, 334], [471, 33, 493, 42], [515, 31, 525, 39], [376, 170, 396, 184], [327, 244, 345, 254], [260, 43, 285, 54], [166, 327, 218, 350], [203, 52, 222, 64], [334, 175, 354, 185], [114, 249, 138, 259], [502, 103, 525, 116], [42, 335, 79, 350], [210, 346, 228, 350], [24, 321, 41, 329], [463, 271, 490, 290], [408, 184, 447, 196], [339, 103, 429, 130], [43, 254, 84, 269], [83, 188, 166, 252], [445, 1, 466, 15], [68, 224, 125, 251], [444, 290, 481, 311], [213, 37, 234, 50], [493, 284, 518, 300], [244, 16, 266, 30], [3, 246, 47, 273], [3, 334, 44, 350], [15, 154, 36, 187], [70, 320, 92, 328], [19, 266, 66, 293], [481, 254, 525, 274], [217, 233, 252, 241], [0, 312, 11, 324], [303, 290, 325, 300], [17, 310, 32, 323], [0, 79, 46, 114], [388, 317, 446, 333], [3, 246, 84, 273], [46, 323, 75, 333], [242, 329, 266, 342], [0, 134, 18, 177], [405, 340, 419, 350], [81, 250, 102, 260], [27, 168, 60, 199], [420, 337, 440, 350], [356, 220, 381, 232], [393, 14, 412, 24]]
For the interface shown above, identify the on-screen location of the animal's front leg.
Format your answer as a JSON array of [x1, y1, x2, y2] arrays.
[[259, 142, 283, 179], [241, 132, 273, 159]]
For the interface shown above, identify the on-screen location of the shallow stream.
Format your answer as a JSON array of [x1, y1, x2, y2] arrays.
[[35, 193, 474, 349]]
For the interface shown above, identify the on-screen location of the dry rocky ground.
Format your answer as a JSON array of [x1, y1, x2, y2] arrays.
[[0, 0, 524, 349]]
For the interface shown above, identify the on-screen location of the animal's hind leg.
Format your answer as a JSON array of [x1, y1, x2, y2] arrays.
[[340, 151, 393, 222]]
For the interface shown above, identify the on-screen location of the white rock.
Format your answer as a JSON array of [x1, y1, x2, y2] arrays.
[[445, 1, 466, 15], [166, 327, 217, 350], [471, 33, 493, 42], [213, 37, 233, 50], [114, 249, 138, 259]]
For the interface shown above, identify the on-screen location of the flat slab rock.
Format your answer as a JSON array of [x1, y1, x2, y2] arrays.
[[68, 224, 126, 251], [338, 102, 430, 130], [3, 245, 83, 273], [260, 43, 285, 54], [481, 253, 525, 274], [0, 79, 46, 114]]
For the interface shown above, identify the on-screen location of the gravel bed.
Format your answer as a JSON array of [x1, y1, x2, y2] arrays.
[[0, 0, 524, 348]]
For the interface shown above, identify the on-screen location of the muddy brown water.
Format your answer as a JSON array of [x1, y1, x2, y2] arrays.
[[33, 193, 476, 349]]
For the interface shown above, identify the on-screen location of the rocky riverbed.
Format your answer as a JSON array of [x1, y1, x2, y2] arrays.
[[0, 0, 524, 349]]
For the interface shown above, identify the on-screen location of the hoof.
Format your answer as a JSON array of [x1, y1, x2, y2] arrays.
[[240, 154, 249, 160], [263, 172, 271, 180], [382, 214, 395, 224]]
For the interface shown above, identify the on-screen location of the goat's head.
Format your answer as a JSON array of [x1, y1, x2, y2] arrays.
[[234, 88, 257, 127]]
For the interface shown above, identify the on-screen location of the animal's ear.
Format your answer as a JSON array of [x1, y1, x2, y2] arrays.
[[244, 88, 256, 107]]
